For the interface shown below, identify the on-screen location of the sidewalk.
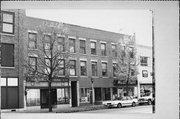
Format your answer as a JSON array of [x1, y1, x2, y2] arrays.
[[2, 104, 107, 113]]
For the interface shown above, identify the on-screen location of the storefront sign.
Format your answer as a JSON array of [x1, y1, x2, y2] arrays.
[[114, 78, 137, 86]]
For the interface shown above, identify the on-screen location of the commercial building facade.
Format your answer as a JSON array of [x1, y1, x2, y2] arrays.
[[1, 9, 151, 109], [136, 45, 152, 98]]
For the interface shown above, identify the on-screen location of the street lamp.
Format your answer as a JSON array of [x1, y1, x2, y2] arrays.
[[88, 76, 95, 105]]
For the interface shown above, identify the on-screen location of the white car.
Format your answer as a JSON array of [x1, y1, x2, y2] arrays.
[[138, 93, 153, 105], [102, 96, 138, 108]]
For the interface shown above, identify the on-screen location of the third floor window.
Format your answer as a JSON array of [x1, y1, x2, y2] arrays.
[[90, 41, 96, 55], [1, 11, 15, 34], [79, 40, 86, 54], [101, 43, 106, 56], [57, 36, 65, 52], [112, 44, 117, 57], [69, 38, 76, 53]]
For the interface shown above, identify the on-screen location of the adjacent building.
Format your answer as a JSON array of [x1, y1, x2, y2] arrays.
[[137, 45, 152, 98], [1, 9, 152, 109]]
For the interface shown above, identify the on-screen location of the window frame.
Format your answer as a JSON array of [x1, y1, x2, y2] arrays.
[[91, 61, 98, 76], [1, 11, 15, 34], [102, 62, 108, 77], [90, 41, 97, 55], [101, 43, 107, 56], [69, 60, 76, 76], [28, 56, 37, 71], [140, 56, 148, 66], [112, 44, 117, 57], [142, 70, 148, 78], [28, 32, 37, 49], [79, 40, 86, 54], [69, 38, 76, 53], [80, 60, 87, 76], [57, 36, 65, 52]]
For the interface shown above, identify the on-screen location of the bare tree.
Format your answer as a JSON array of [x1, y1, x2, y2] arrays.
[[113, 35, 139, 96], [24, 21, 69, 112]]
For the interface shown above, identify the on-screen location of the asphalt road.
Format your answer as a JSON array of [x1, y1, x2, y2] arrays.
[[1, 105, 154, 119]]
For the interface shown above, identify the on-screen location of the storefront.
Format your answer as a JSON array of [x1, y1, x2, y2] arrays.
[[140, 84, 152, 97], [25, 78, 70, 108], [113, 78, 138, 98]]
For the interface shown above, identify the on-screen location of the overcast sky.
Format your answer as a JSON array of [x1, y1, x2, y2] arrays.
[[26, 9, 152, 46]]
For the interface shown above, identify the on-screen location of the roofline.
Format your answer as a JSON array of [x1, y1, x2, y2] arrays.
[[26, 16, 132, 37]]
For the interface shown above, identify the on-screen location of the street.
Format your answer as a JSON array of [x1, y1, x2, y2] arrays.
[[1, 105, 154, 119]]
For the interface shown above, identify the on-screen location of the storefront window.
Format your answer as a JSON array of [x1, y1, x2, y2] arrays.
[[57, 88, 69, 104], [80, 88, 90, 103], [26, 89, 40, 106]]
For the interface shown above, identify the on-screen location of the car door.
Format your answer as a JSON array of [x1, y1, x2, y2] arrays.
[[126, 96, 132, 106], [121, 97, 127, 106]]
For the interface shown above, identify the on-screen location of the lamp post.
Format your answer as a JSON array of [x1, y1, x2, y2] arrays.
[[90, 77, 95, 105]]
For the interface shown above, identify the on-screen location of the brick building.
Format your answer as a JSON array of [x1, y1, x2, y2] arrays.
[[1, 9, 144, 109], [0, 9, 26, 109]]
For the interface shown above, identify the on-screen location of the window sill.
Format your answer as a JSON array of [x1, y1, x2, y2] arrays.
[[1, 66, 15, 69], [0, 32, 15, 37]]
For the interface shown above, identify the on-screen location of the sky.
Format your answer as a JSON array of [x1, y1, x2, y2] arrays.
[[26, 9, 152, 46]]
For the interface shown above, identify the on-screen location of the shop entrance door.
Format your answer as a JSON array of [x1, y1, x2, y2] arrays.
[[40, 89, 57, 108], [71, 81, 77, 107]]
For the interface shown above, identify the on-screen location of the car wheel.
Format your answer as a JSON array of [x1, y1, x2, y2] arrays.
[[132, 102, 136, 107], [117, 103, 122, 108], [148, 99, 152, 105]]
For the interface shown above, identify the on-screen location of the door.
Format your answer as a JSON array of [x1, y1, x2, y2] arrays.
[[1, 87, 7, 109], [7, 87, 18, 109], [71, 81, 77, 107], [40, 89, 57, 108], [1, 87, 18, 109], [94, 88, 101, 101]]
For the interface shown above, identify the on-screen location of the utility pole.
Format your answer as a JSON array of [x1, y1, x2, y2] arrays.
[[151, 10, 155, 114]]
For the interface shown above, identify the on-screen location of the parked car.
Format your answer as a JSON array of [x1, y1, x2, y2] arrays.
[[138, 93, 154, 105], [102, 96, 138, 108]]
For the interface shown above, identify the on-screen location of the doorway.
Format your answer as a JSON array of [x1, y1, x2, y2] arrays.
[[40, 89, 57, 108], [71, 81, 77, 107]]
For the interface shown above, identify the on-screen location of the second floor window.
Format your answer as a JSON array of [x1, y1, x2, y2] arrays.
[[91, 61, 97, 76], [102, 62, 107, 77], [1, 43, 14, 67], [90, 42, 96, 55], [80, 61, 87, 76], [57, 36, 65, 52], [28, 32, 37, 49], [101, 43, 106, 56], [69, 38, 76, 53], [1, 11, 14, 34], [29, 57, 37, 71], [79, 40, 86, 54], [69, 60, 76, 76], [58, 60, 65, 75], [112, 44, 117, 57], [140, 56, 148, 66], [113, 63, 117, 77]]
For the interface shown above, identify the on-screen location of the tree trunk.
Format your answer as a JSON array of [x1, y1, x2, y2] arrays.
[[48, 81, 52, 112]]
